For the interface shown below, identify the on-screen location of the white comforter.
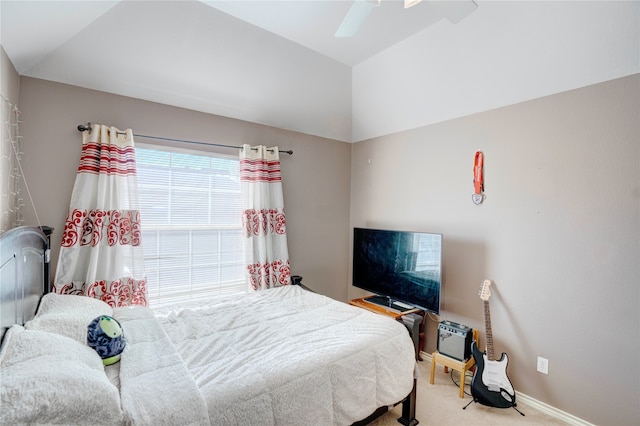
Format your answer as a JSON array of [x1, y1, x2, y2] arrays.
[[152, 285, 416, 426], [1, 287, 416, 426], [1, 293, 211, 426], [112, 307, 210, 425]]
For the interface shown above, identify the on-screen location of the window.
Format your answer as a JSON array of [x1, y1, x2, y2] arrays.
[[414, 234, 442, 273], [136, 144, 246, 306]]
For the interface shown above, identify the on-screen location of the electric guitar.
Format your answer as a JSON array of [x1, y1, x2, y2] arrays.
[[470, 280, 516, 408]]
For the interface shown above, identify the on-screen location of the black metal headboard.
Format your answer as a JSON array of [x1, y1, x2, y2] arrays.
[[0, 226, 52, 341]]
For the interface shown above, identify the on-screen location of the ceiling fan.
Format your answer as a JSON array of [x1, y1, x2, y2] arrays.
[[335, 0, 478, 38]]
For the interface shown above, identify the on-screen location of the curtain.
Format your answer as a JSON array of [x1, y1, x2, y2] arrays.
[[240, 144, 290, 291], [53, 124, 147, 307]]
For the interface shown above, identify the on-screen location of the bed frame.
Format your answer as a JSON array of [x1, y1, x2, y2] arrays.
[[0, 226, 52, 342]]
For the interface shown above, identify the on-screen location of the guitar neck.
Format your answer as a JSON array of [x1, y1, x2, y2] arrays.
[[483, 300, 495, 360]]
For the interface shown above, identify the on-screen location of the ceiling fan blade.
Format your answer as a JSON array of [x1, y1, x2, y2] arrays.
[[335, 0, 380, 38], [430, 0, 478, 24], [404, 0, 422, 8]]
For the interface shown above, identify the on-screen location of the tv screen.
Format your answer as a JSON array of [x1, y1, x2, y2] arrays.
[[352, 227, 442, 315]]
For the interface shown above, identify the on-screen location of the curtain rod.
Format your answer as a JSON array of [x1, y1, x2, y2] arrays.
[[76, 123, 293, 155]]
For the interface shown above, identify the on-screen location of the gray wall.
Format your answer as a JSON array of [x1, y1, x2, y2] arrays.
[[1, 47, 21, 232], [16, 77, 351, 302], [349, 74, 640, 426], [1, 47, 19, 103]]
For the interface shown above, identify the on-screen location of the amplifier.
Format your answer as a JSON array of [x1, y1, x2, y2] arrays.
[[437, 320, 473, 361]]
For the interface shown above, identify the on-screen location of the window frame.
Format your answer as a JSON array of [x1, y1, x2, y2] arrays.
[[135, 142, 246, 307]]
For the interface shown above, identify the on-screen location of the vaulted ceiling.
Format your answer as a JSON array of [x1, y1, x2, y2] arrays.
[[1, 1, 638, 142]]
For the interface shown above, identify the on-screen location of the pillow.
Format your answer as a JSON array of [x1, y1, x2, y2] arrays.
[[25, 292, 113, 343], [36, 292, 113, 317], [0, 326, 123, 425]]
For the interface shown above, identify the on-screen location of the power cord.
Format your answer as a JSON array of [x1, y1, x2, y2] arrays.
[[449, 368, 475, 397], [291, 275, 317, 293]]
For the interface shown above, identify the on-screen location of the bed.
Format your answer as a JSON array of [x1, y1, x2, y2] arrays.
[[0, 226, 419, 426]]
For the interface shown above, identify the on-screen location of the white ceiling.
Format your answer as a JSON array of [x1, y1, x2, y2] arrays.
[[201, 0, 478, 66], [1, 1, 639, 142], [1, 0, 475, 71]]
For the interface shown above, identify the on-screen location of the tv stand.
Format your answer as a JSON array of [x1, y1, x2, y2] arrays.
[[349, 296, 420, 319], [359, 295, 419, 314]]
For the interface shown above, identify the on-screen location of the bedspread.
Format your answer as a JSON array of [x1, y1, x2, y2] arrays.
[[1, 287, 415, 426], [154, 285, 416, 426], [112, 306, 210, 425], [0, 292, 211, 426]]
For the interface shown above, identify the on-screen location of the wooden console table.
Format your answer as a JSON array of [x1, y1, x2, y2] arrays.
[[348, 297, 421, 319]]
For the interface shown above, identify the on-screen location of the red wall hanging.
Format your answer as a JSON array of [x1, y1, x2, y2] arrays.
[[472, 150, 485, 205]]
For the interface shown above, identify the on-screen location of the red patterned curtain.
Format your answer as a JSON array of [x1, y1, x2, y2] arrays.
[[240, 145, 290, 291], [53, 124, 147, 307]]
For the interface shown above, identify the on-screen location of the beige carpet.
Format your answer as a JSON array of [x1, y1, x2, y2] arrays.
[[367, 357, 569, 426]]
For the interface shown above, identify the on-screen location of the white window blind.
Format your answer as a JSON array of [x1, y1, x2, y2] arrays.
[[136, 144, 246, 307]]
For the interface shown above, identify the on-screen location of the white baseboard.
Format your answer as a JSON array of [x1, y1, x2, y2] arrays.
[[420, 351, 594, 426], [514, 393, 595, 426]]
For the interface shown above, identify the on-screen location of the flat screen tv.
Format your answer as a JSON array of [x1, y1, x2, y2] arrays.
[[353, 227, 442, 315]]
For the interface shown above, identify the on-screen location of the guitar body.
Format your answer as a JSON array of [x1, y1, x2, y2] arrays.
[[470, 340, 516, 408]]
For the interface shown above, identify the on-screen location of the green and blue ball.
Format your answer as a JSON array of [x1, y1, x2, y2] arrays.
[[87, 315, 126, 365]]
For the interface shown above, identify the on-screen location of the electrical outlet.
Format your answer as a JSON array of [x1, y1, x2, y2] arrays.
[[537, 356, 549, 375]]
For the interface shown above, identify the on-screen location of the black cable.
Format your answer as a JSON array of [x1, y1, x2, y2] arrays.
[[449, 368, 474, 397]]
